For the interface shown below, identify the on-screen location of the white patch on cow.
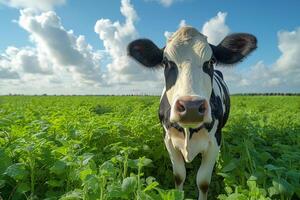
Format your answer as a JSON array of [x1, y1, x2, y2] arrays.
[[165, 114, 220, 195], [163, 125, 186, 190], [160, 87, 166, 102], [196, 120, 220, 200], [164, 26, 213, 124]]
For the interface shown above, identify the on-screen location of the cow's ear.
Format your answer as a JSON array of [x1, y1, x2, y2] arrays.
[[127, 39, 163, 68], [211, 33, 257, 65]]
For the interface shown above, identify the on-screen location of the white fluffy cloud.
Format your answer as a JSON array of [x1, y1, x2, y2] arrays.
[[0, 0, 65, 11], [95, 0, 161, 84], [202, 12, 230, 45], [0, 0, 299, 94], [1, 0, 163, 94], [1, 46, 53, 75], [238, 28, 300, 92], [165, 13, 229, 45], [0, 59, 19, 79], [275, 28, 300, 75], [201, 12, 300, 93], [0, 7, 103, 93], [146, 0, 183, 7], [16, 9, 102, 85]]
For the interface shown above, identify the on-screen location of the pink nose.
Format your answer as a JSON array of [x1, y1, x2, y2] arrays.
[[174, 96, 208, 124]]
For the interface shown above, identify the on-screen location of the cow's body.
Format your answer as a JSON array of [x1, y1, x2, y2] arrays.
[[127, 26, 257, 200], [159, 69, 230, 198]]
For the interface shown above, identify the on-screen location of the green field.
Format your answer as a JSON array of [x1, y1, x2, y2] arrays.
[[0, 96, 299, 200]]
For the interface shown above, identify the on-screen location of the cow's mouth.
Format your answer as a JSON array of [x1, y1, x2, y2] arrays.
[[171, 110, 212, 129], [178, 121, 204, 129], [179, 118, 214, 132]]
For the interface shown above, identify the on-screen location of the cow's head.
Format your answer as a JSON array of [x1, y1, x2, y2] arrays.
[[128, 26, 256, 128]]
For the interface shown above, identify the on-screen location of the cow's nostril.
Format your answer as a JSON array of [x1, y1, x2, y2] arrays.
[[198, 103, 206, 114], [176, 100, 186, 113]]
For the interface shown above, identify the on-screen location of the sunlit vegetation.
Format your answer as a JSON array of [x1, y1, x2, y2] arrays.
[[0, 96, 299, 200]]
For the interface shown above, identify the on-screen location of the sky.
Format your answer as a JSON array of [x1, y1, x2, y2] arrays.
[[0, 0, 300, 95]]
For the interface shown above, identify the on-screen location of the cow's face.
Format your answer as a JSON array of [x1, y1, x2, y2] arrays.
[[163, 27, 214, 127], [128, 26, 256, 128]]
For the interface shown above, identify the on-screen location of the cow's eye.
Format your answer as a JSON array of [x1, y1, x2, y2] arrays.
[[208, 58, 216, 66], [164, 60, 176, 70], [203, 59, 215, 74]]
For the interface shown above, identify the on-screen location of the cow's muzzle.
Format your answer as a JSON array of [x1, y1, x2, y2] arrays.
[[173, 96, 208, 126]]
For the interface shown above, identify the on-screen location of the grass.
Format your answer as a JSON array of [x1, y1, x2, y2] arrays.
[[0, 95, 299, 200]]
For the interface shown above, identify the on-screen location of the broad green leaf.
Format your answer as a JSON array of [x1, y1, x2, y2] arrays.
[[225, 186, 233, 194], [138, 157, 152, 167], [272, 178, 294, 196], [146, 176, 156, 185], [143, 181, 159, 192], [50, 160, 67, 175], [217, 172, 230, 178], [54, 146, 68, 156], [137, 190, 155, 200], [221, 159, 239, 172], [47, 179, 64, 187], [156, 189, 184, 200], [82, 174, 99, 192], [107, 184, 124, 198], [79, 168, 93, 181], [121, 176, 137, 194], [17, 182, 30, 193], [264, 164, 286, 171], [0, 179, 5, 189], [0, 150, 12, 174], [81, 153, 94, 165], [4, 163, 28, 181], [268, 186, 279, 197], [59, 189, 83, 200], [128, 157, 153, 169]]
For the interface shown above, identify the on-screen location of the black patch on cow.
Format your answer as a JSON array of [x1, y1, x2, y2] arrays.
[[214, 130, 221, 146], [188, 119, 215, 139], [204, 118, 215, 132], [214, 75, 230, 127], [214, 70, 223, 80], [199, 182, 209, 193], [210, 90, 224, 146], [163, 58, 178, 90], [127, 39, 163, 67], [189, 126, 203, 135], [210, 33, 257, 65], [158, 92, 170, 125], [220, 88, 230, 127], [211, 74, 231, 145], [210, 91, 223, 121], [159, 92, 184, 133], [174, 174, 183, 187], [189, 124, 204, 139], [203, 61, 214, 81]]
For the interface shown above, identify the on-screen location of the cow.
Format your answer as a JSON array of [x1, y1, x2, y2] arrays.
[[127, 26, 257, 200]]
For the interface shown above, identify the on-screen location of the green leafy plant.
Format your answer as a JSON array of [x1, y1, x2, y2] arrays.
[[0, 95, 299, 200]]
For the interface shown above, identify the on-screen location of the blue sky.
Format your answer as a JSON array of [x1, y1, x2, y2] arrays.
[[0, 0, 300, 94]]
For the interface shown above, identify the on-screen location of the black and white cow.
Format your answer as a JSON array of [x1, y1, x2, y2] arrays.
[[127, 26, 257, 200]]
